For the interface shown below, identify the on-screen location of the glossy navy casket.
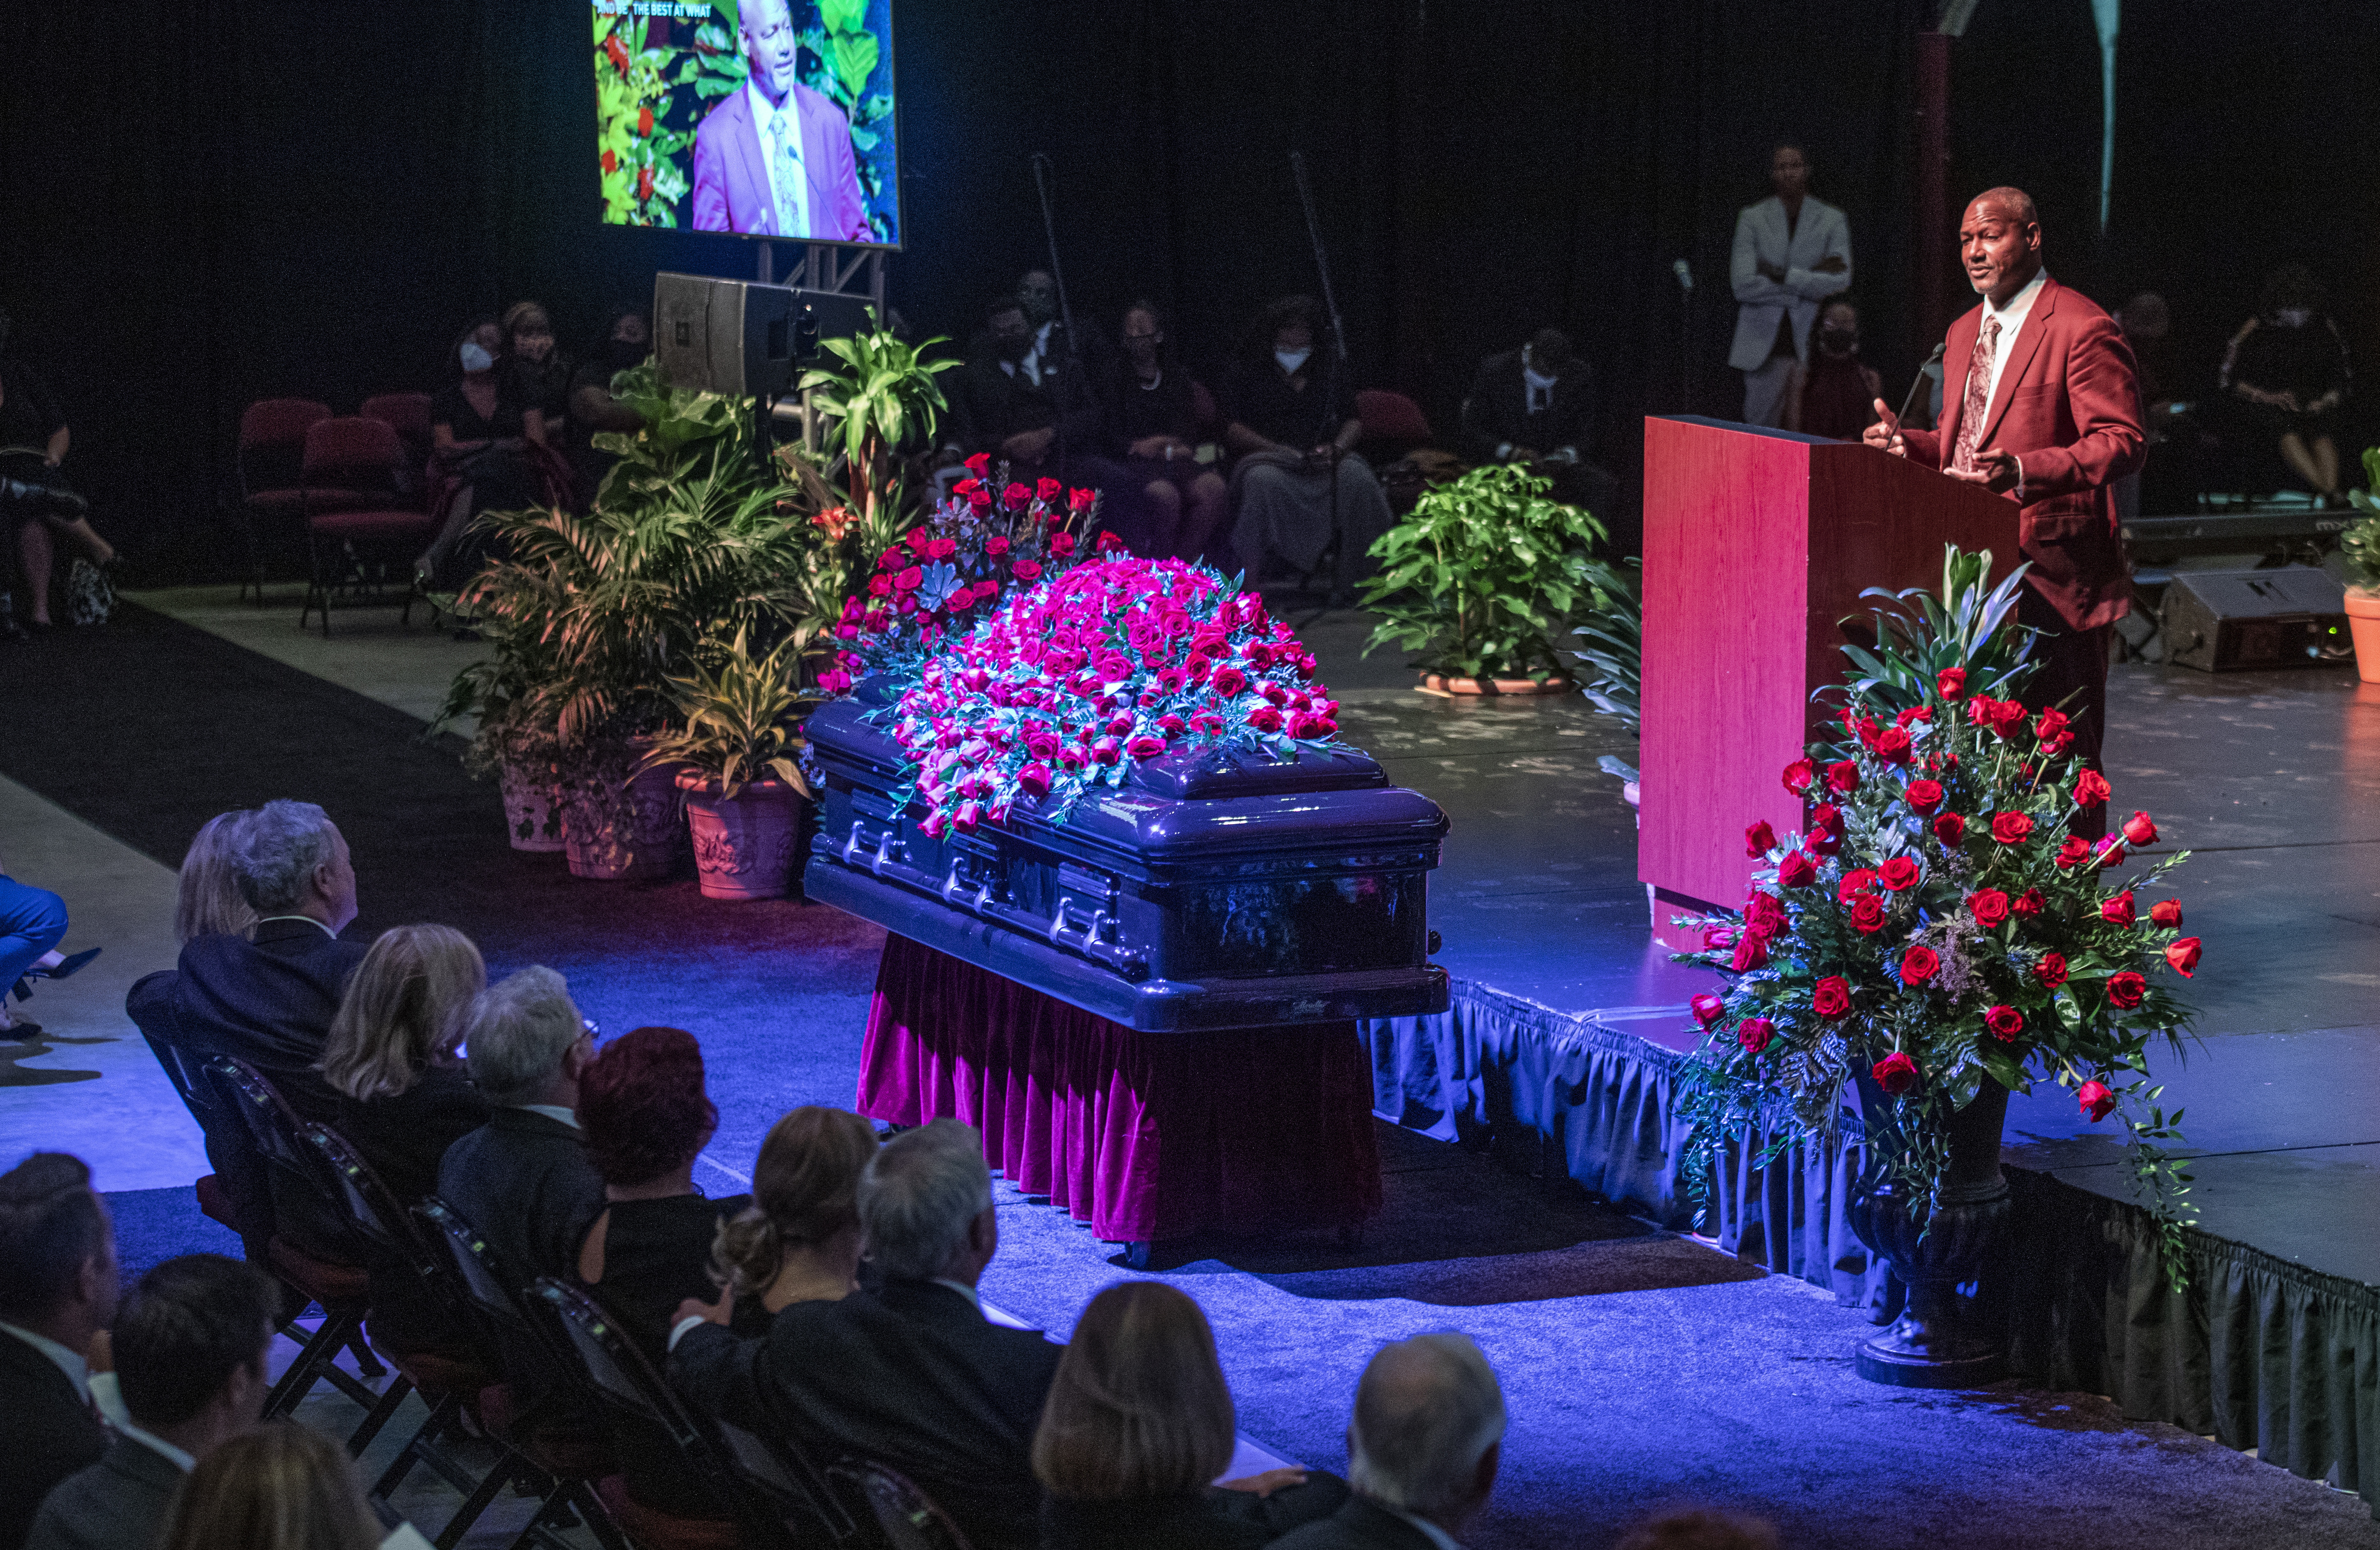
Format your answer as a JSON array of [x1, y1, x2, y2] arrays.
[[803, 691, 1450, 1031]]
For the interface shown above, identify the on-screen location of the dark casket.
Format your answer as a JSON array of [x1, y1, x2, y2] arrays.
[[804, 693, 1450, 1031]]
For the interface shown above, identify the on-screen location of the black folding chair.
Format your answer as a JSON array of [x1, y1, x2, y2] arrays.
[[715, 1417, 862, 1547], [824, 1461, 976, 1550]]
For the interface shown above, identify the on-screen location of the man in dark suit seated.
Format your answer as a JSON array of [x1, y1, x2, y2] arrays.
[[0, 1154, 118, 1550], [1458, 327, 1621, 543], [435, 965, 604, 1285], [948, 294, 1124, 502], [28, 1254, 277, 1550], [1271, 1334, 1505, 1550], [670, 1119, 1063, 1550]]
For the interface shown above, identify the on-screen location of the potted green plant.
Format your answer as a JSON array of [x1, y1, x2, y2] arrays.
[[1357, 464, 1605, 693], [1570, 557, 1643, 805], [644, 630, 819, 899], [2343, 445, 2380, 683], [431, 616, 569, 852]]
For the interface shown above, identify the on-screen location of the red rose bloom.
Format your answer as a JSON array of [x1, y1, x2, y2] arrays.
[[1744, 891, 1787, 937], [1985, 1004, 2025, 1040], [1776, 850, 1818, 889], [1035, 476, 1062, 502], [1904, 780, 1945, 815], [2121, 810, 2159, 846], [602, 148, 619, 174], [2105, 971, 2147, 1009], [1872, 726, 1914, 764], [637, 104, 654, 136], [2053, 836, 2090, 869], [1990, 811, 2034, 845], [1069, 487, 1097, 512], [2073, 769, 2112, 808], [2101, 890, 2135, 927], [2035, 951, 2068, 988], [2034, 707, 2069, 744], [1849, 895, 1887, 933], [1812, 976, 1852, 1019], [2092, 838, 2127, 870], [1703, 924, 1737, 951], [1932, 812, 1966, 844], [1900, 946, 1940, 986], [1737, 1017, 1775, 1054], [1744, 819, 1777, 857], [1936, 667, 1966, 698], [1010, 560, 1043, 582], [1968, 888, 2011, 926], [2012, 887, 2046, 917], [636, 165, 654, 202], [1731, 936, 1768, 973], [1690, 993, 1726, 1029], [1872, 1051, 1917, 1094], [962, 453, 991, 477], [1246, 706, 1285, 732], [1836, 869, 1878, 902], [1825, 760, 1860, 795], [1877, 857, 1920, 892], [2077, 1080, 2117, 1121], [1782, 758, 1816, 795], [2150, 898, 2183, 928], [1048, 533, 1076, 556], [1015, 763, 1052, 799], [893, 565, 923, 592], [2164, 936, 2202, 978]]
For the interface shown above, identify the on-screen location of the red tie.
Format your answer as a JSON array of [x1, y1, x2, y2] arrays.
[[1951, 316, 2001, 473]]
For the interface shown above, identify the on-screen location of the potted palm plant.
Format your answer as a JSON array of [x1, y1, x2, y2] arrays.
[[1571, 557, 1643, 805], [2343, 446, 2380, 683], [644, 630, 818, 899], [1357, 464, 1605, 693]]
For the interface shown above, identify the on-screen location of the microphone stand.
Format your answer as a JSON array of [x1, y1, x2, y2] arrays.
[[1290, 150, 1352, 600], [1897, 343, 1947, 437], [1030, 153, 1085, 507]]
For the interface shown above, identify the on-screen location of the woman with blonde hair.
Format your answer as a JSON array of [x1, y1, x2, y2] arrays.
[[175, 808, 256, 942], [157, 1420, 395, 1550], [1033, 1282, 1346, 1549], [710, 1104, 879, 1314]]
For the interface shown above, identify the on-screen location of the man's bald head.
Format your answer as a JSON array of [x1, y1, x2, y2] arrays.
[[1958, 186, 2044, 306], [1967, 185, 2039, 229], [1348, 1334, 1507, 1528]]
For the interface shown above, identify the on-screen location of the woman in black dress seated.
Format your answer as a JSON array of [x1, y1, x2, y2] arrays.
[[709, 1104, 878, 1316], [318, 923, 493, 1353], [1107, 301, 1229, 561], [2221, 264, 2354, 504], [1034, 1281, 1348, 1550], [416, 317, 552, 589], [573, 1026, 752, 1528]]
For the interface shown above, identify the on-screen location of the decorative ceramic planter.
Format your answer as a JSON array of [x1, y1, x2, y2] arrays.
[[1420, 672, 1570, 696], [2347, 587, 2380, 684], [561, 747, 685, 881], [679, 776, 804, 900], [1846, 1074, 2011, 1388], [499, 763, 567, 852]]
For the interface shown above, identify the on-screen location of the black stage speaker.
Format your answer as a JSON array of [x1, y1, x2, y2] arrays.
[[2158, 567, 2352, 672], [651, 273, 872, 399]]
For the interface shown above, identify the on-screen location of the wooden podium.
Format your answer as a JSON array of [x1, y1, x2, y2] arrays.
[[1638, 416, 2021, 946]]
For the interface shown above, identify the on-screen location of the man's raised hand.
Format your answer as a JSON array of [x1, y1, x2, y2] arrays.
[[1863, 400, 1905, 457]]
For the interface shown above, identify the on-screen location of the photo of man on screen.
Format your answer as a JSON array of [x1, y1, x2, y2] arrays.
[[689, 0, 872, 241]]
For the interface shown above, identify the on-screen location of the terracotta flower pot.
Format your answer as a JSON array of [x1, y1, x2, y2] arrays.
[[1420, 672, 1570, 696], [499, 763, 567, 852], [561, 746, 685, 881], [2347, 586, 2380, 684], [679, 776, 805, 900]]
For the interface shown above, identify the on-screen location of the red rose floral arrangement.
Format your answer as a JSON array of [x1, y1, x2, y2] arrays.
[[1674, 552, 2204, 1276]]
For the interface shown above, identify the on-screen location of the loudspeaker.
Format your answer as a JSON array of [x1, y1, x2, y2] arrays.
[[650, 273, 872, 399], [2157, 566, 2352, 672]]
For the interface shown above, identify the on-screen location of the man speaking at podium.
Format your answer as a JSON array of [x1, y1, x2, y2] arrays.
[[1866, 187, 2142, 829]]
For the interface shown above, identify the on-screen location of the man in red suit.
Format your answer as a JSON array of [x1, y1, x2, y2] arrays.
[[1866, 186, 2142, 828]]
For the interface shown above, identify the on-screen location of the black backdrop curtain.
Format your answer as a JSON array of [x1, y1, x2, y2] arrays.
[[1, 1, 2371, 577]]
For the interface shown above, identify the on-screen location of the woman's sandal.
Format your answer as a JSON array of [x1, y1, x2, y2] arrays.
[[26, 946, 100, 982]]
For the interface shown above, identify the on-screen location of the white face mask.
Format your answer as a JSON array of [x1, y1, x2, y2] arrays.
[[459, 342, 495, 373], [2273, 308, 2313, 329], [1274, 348, 1312, 375], [1522, 361, 1559, 394]]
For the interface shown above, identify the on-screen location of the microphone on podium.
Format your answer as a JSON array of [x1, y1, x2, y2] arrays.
[[1898, 342, 1946, 426], [1671, 258, 1694, 293]]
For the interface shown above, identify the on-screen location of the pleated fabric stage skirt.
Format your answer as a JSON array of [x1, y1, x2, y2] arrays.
[[856, 934, 1382, 1244]]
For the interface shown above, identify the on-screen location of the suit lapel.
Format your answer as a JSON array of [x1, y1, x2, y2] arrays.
[[798, 90, 838, 220], [1976, 276, 2057, 450], [1938, 308, 1981, 468], [730, 88, 774, 235]]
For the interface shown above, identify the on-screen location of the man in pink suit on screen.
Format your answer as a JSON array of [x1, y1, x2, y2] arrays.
[[690, 0, 873, 241]]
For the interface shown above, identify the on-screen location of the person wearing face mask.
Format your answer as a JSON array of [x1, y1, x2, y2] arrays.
[[1103, 301, 1227, 560], [1456, 327, 1619, 536], [1782, 300, 1882, 440], [689, 0, 872, 240], [1221, 296, 1394, 596], [417, 318, 552, 590], [949, 294, 1123, 502], [2220, 264, 2353, 506], [1729, 143, 1852, 428], [566, 307, 652, 508], [502, 301, 574, 429]]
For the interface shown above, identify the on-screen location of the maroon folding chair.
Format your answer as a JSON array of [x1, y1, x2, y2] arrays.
[[237, 398, 332, 605], [299, 417, 436, 638], [360, 393, 435, 491], [1354, 388, 1434, 452]]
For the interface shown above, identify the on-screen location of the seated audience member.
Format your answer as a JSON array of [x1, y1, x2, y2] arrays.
[[0, 1153, 118, 1550], [175, 811, 259, 944], [416, 318, 551, 589], [1457, 325, 1617, 528], [710, 1105, 878, 1315], [2221, 263, 2354, 504], [0, 311, 115, 636], [1018, 268, 1109, 381], [503, 301, 573, 429], [436, 965, 604, 1284], [155, 1421, 406, 1550], [1108, 301, 1229, 560], [170, 799, 366, 1126], [1222, 297, 1394, 595], [1615, 1508, 1781, 1550], [1270, 1334, 1505, 1550], [27, 1254, 278, 1550], [320, 924, 493, 1353], [1782, 300, 1882, 441], [950, 294, 1122, 500], [566, 307, 651, 506], [670, 1118, 1063, 1550], [1035, 1281, 1348, 1550]]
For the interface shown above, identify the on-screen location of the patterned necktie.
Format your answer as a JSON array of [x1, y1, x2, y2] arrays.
[[766, 114, 802, 233], [1951, 315, 2001, 473]]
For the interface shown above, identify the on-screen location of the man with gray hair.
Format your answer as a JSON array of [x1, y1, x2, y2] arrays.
[[670, 1119, 1062, 1550], [168, 799, 366, 1126], [435, 967, 604, 1285], [1273, 1333, 1506, 1550]]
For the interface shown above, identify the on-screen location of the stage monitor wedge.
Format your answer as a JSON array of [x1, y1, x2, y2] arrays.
[[652, 273, 872, 399], [2157, 567, 2351, 672]]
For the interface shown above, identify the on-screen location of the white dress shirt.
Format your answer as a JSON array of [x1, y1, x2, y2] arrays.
[[745, 79, 812, 239], [254, 914, 335, 936], [515, 1103, 581, 1129], [1387, 1506, 1461, 1550]]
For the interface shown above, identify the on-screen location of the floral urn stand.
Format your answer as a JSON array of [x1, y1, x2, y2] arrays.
[[1846, 1075, 2011, 1388]]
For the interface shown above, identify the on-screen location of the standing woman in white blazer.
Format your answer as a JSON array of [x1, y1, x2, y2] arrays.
[[1728, 144, 1853, 426]]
